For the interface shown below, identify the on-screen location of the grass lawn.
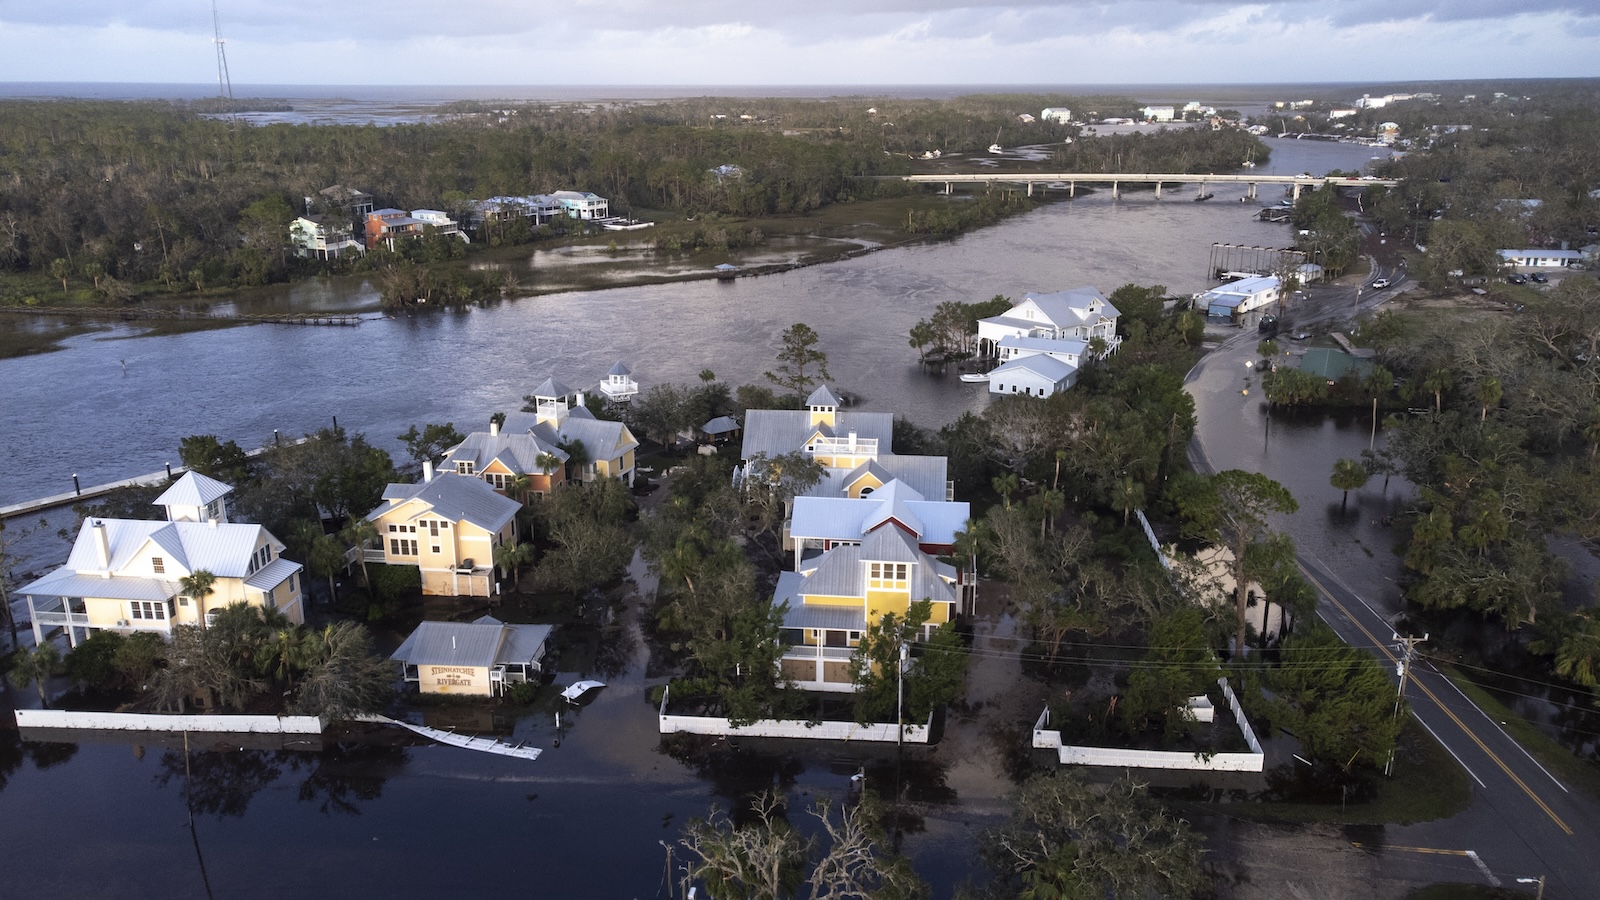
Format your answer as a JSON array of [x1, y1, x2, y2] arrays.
[[1224, 718, 1472, 825], [1442, 665, 1600, 803]]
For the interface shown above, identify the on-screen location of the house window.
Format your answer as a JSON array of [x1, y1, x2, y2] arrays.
[[487, 473, 511, 490], [151, 556, 165, 574], [428, 521, 440, 538], [868, 562, 908, 588], [390, 538, 418, 556], [178, 596, 189, 607], [431, 545, 442, 555], [456, 461, 476, 475], [130, 600, 167, 621], [387, 524, 416, 534], [262, 589, 276, 610], [289, 573, 298, 594]]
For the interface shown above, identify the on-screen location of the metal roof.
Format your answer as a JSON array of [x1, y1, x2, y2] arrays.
[[702, 415, 741, 435], [998, 335, 1088, 356], [369, 474, 521, 532], [18, 569, 178, 602], [59, 518, 273, 579], [783, 604, 867, 631], [606, 361, 632, 376], [391, 620, 553, 667], [244, 557, 303, 591], [441, 430, 568, 475], [740, 409, 894, 461], [861, 526, 924, 563], [530, 415, 639, 461], [791, 495, 969, 545], [154, 471, 232, 508], [806, 385, 843, 407], [990, 354, 1077, 385], [530, 377, 574, 399]]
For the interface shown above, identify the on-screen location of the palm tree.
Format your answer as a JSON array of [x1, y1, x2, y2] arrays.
[[262, 626, 308, 690], [1038, 488, 1066, 536], [1114, 476, 1145, 527], [1476, 377, 1502, 422], [560, 440, 590, 483], [507, 472, 533, 504], [493, 541, 536, 589], [1552, 611, 1600, 689], [1421, 366, 1451, 414], [992, 473, 1019, 509], [8, 642, 62, 706], [1329, 458, 1369, 511], [535, 451, 563, 491], [179, 569, 218, 628]]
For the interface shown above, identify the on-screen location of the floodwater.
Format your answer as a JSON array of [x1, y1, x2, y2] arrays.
[[0, 139, 1389, 897]]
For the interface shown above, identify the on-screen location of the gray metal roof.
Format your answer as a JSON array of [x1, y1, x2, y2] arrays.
[[530, 377, 573, 399], [530, 415, 638, 462], [861, 526, 924, 563], [806, 385, 842, 407], [391, 620, 553, 667], [18, 569, 178, 602], [998, 335, 1089, 355], [790, 495, 969, 545], [783, 604, 867, 631], [606, 361, 632, 376], [154, 471, 232, 508], [244, 557, 303, 590], [58, 518, 274, 579], [702, 415, 741, 435], [739, 410, 894, 461], [368, 473, 521, 532], [790, 541, 957, 607], [990, 354, 1076, 385], [441, 430, 568, 474]]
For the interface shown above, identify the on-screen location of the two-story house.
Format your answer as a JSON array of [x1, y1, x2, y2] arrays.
[[525, 379, 640, 485], [438, 418, 569, 498], [976, 288, 1121, 397], [364, 208, 427, 250], [18, 472, 304, 648], [364, 464, 522, 598], [289, 215, 363, 260]]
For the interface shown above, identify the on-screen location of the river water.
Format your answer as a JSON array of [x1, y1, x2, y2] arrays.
[[0, 138, 1387, 898]]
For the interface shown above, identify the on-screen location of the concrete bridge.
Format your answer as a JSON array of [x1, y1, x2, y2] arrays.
[[901, 172, 1399, 201]]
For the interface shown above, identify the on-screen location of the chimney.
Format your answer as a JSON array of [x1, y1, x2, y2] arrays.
[[848, 431, 857, 447], [423, 459, 434, 483], [575, 391, 586, 409], [490, 419, 500, 437], [92, 520, 110, 569]]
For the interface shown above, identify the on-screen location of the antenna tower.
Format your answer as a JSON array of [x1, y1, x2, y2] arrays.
[[212, 0, 234, 100]]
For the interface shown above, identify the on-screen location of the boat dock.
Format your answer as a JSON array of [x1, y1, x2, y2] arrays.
[[359, 714, 542, 760]]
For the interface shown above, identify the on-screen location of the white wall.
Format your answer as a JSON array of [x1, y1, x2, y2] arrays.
[[660, 713, 931, 743], [15, 709, 325, 734]]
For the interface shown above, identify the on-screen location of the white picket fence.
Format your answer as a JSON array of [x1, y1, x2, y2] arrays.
[[1032, 678, 1263, 772], [657, 685, 931, 743], [14, 709, 325, 734]]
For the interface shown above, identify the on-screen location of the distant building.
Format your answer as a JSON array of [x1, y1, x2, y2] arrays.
[[1040, 107, 1072, 123], [410, 209, 468, 242], [364, 208, 425, 250], [289, 215, 362, 259], [1141, 106, 1176, 122], [1499, 249, 1583, 269], [551, 190, 610, 220]]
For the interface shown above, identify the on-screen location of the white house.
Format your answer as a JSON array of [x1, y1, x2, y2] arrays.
[[988, 354, 1079, 398], [975, 287, 1120, 358], [1198, 275, 1281, 319], [289, 215, 363, 260], [411, 209, 469, 242], [1040, 107, 1072, 124], [1499, 249, 1583, 269], [552, 191, 610, 220], [1141, 106, 1176, 122]]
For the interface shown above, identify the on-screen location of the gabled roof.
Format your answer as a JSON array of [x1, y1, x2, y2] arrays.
[[990, 354, 1077, 385], [530, 413, 639, 462], [1019, 287, 1119, 326], [1200, 275, 1279, 299], [154, 471, 232, 509], [821, 454, 949, 501], [244, 557, 305, 590], [791, 543, 957, 606], [390, 619, 553, 668], [441, 430, 569, 475], [861, 525, 924, 563], [806, 385, 843, 407], [702, 415, 741, 435], [371, 474, 521, 532], [740, 410, 894, 461], [790, 494, 969, 546], [18, 515, 285, 598]]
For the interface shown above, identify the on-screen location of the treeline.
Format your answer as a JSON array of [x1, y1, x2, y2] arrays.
[[1050, 127, 1269, 175]]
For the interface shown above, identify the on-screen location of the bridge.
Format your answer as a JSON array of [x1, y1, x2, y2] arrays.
[[900, 172, 1399, 201]]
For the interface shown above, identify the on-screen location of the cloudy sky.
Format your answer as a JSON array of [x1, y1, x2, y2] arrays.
[[2, 1, 1597, 87]]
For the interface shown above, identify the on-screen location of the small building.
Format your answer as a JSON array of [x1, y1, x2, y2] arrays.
[[701, 415, 742, 444], [1298, 348, 1375, 383], [1198, 275, 1281, 319], [1141, 106, 1176, 122], [1499, 249, 1583, 269], [391, 616, 553, 696], [988, 353, 1079, 397], [599, 361, 639, 403], [364, 465, 522, 597], [1040, 107, 1072, 124], [289, 215, 363, 260], [18, 472, 304, 647], [525, 379, 640, 485]]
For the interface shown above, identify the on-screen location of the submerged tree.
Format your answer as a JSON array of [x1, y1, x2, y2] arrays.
[[765, 322, 832, 395]]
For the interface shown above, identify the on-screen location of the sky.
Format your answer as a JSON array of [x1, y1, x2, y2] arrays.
[[2, 1, 1598, 88]]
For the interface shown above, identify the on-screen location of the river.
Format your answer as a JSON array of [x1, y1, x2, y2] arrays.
[[0, 138, 1388, 899]]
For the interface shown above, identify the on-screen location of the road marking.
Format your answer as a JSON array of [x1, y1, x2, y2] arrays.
[[1350, 843, 1469, 855], [1427, 660, 1570, 794], [1297, 563, 1575, 836], [1465, 850, 1501, 886], [1414, 713, 1485, 787]]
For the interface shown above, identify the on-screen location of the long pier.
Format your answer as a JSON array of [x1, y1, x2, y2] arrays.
[[0, 305, 365, 326], [901, 172, 1399, 201]]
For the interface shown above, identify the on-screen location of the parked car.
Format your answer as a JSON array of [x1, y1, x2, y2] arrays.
[[1508, 273, 1528, 284], [1371, 278, 1390, 289], [1530, 272, 1549, 283], [1258, 314, 1279, 335]]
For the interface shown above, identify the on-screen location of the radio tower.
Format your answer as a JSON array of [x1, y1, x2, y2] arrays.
[[212, 0, 234, 100]]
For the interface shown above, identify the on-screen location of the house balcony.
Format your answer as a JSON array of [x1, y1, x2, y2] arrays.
[[599, 377, 639, 402], [807, 436, 878, 461], [29, 606, 90, 630]]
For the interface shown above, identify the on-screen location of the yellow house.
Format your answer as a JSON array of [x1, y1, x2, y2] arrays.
[[390, 616, 553, 697], [774, 525, 958, 692], [364, 465, 522, 597], [439, 418, 568, 498], [19, 471, 304, 647], [525, 377, 640, 485]]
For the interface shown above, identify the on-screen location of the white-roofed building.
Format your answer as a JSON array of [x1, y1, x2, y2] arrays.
[[364, 465, 523, 597], [988, 353, 1080, 397], [598, 361, 639, 402], [438, 418, 569, 498], [1040, 107, 1071, 123], [976, 287, 1120, 358], [788, 479, 970, 567], [390, 615, 553, 696], [18, 473, 303, 647], [552, 190, 610, 220], [1499, 249, 1583, 269], [1198, 275, 1281, 320]]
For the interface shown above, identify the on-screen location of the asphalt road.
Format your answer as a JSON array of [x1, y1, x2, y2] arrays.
[[1187, 321, 1600, 898]]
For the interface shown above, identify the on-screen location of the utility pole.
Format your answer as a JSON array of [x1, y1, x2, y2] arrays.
[[896, 642, 908, 747], [1386, 632, 1428, 776]]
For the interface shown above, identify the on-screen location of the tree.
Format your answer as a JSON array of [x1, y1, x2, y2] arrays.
[[339, 517, 379, 588], [1120, 607, 1221, 741], [1266, 623, 1403, 771], [493, 540, 535, 589], [179, 569, 218, 628], [1476, 376, 1503, 421], [531, 479, 636, 593], [849, 601, 965, 726], [112, 631, 165, 690], [980, 772, 1205, 900], [178, 434, 253, 486], [1210, 471, 1299, 657], [9, 643, 63, 706], [48, 257, 71, 293], [262, 625, 308, 690], [1329, 458, 1370, 511], [397, 422, 464, 465], [765, 322, 832, 394], [64, 631, 125, 689], [293, 621, 395, 720]]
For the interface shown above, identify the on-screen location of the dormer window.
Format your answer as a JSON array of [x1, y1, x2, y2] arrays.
[[868, 562, 909, 589], [457, 461, 476, 475]]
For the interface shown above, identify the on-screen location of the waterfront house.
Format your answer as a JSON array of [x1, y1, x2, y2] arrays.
[[774, 526, 961, 692], [289, 215, 363, 260], [525, 379, 640, 485], [552, 190, 610, 220], [364, 464, 522, 597], [18, 472, 304, 648], [787, 479, 970, 569], [438, 419, 569, 498], [410, 209, 469, 243], [1141, 106, 1177, 122], [390, 616, 553, 697], [975, 288, 1120, 358], [316, 185, 375, 220], [364, 208, 426, 250]]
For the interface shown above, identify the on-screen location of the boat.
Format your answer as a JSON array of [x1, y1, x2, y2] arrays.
[[988, 127, 1003, 154], [1193, 192, 1214, 202], [561, 680, 606, 703], [959, 372, 990, 383]]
